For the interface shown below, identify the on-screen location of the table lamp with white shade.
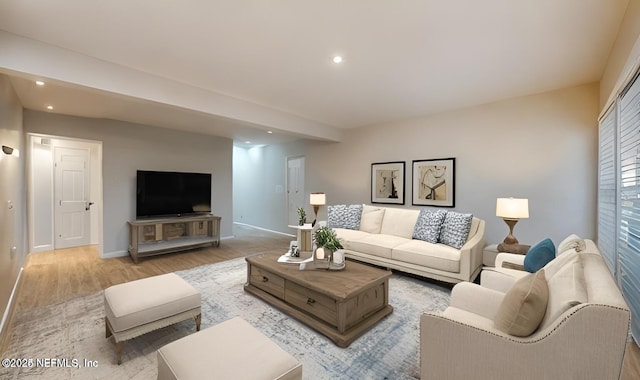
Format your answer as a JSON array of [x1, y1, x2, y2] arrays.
[[496, 197, 530, 254], [310, 192, 326, 227]]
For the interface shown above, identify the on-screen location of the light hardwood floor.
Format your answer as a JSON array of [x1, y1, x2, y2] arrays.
[[1, 224, 639, 379]]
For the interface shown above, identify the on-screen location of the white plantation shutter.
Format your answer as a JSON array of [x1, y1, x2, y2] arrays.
[[618, 72, 640, 343], [598, 105, 617, 275], [598, 68, 640, 344]]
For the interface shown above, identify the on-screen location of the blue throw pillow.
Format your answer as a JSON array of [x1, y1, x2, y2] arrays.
[[523, 238, 556, 273]]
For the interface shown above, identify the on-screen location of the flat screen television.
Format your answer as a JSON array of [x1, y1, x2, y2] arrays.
[[136, 170, 212, 218]]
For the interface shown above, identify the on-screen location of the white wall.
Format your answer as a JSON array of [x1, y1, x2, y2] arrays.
[[600, 0, 640, 111], [234, 141, 311, 231], [233, 145, 292, 228], [24, 110, 234, 257], [235, 84, 599, 247], [0, 74, 26, 338], [29, 139, 53, 250], [233, 146, 256, 226]]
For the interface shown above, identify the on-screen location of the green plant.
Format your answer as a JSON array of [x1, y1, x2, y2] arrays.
[[313, 226, 343, 251], [297, 207, 307, 226]]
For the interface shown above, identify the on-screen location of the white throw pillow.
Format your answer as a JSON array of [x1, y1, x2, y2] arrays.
[[557, 234, 586, 255], [360, 205, 385, 233], [539, 254, 587, 328]]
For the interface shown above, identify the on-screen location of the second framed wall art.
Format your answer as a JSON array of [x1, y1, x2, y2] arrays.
[[412, 158, 455, 207]]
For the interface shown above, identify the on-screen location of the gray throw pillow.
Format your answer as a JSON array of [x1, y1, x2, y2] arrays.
[[327, 204, 363, 230], [413, 209, 447, 243], [439, 211, 473, 249]]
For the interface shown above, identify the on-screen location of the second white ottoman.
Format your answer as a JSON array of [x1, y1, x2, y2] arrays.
[[157, 317, 302, 380]]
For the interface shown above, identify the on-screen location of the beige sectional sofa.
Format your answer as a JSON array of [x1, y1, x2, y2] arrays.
[[329, 204, 486, 284], [420, 236, 630, 379]]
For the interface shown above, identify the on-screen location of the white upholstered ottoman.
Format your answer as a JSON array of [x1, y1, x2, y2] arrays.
[[157, 317, 302, 380], [104, 273, 201, 364]]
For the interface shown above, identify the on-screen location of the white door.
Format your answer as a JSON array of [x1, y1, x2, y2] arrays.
[[286, 156, 305, 225], [54, 147, 91, 249]]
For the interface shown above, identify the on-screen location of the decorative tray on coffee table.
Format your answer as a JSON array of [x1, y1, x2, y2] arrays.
[[299, 260, 345, 271]]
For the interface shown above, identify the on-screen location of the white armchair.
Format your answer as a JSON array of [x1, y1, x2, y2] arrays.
[[420, 240, 630, 379], [480, 252, 528, 292]]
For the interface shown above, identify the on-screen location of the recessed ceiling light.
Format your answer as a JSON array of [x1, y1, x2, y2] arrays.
[[35, 80, 45, 86], [245, 141, 251, 144], [46, 105, 53, 110], [267, 131, 273, 134], [333, 56, 343, 64]]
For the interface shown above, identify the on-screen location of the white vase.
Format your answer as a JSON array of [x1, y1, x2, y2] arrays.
[[315, 247, 334, 261], [332, 249, 345, 265]]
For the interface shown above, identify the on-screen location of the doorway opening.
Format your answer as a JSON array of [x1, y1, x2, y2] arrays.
[[27, 133, 103, 255], [286, 156, 305, 226]]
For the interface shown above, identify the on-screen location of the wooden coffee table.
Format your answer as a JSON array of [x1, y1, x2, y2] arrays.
[[244, 252, 393, 347]]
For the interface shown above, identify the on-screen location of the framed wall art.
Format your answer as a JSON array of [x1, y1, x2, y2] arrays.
[[412, 158, 455, 207], [371, 161, 405, 205]]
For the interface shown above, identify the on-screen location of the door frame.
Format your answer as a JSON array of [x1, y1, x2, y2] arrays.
[[285, 155, 305, 226], [27, 133, 103, 255]]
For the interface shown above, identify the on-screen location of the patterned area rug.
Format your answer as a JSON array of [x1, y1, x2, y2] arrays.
[[1, 258, 451, 379]]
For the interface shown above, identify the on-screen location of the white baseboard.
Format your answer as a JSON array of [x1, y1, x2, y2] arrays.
[[30, 244, 54, 253], [0, 267, 23, 340], [101, 250, 129, 259], [233, 222, 294, 237]]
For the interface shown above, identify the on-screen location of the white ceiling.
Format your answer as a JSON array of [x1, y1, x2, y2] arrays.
[[0, 0, 630, 146]]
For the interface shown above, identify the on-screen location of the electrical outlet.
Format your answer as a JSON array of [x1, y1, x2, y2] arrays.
[[10, 246, 16, 260]]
